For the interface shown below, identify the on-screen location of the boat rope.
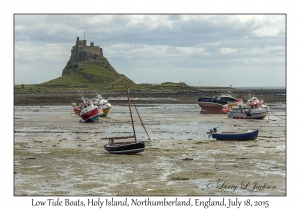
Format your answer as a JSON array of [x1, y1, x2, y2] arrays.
[[267, 110, 286, 120], [129, 91, 151, 141]]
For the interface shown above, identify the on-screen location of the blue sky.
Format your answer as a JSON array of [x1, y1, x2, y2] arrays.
[[14, 14, 286, 87]]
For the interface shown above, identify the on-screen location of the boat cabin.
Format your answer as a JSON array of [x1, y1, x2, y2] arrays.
[[198, 94, 236, 105], [80, 101, 96, 115]]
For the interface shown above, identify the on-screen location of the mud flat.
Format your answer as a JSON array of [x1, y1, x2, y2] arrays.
[[14, 103, 286, 196]]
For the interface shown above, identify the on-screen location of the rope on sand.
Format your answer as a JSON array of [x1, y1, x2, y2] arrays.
[[267, 111, 286, 120]]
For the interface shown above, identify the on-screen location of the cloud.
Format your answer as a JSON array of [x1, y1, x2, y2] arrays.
[[219, 48, 238, 54], [14, 14, 286, 86]]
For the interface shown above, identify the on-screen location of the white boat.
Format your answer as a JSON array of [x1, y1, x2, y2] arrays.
[[92, 92, 111, 117], [226, 97, 269, 119], [227, 106, 269, 119]]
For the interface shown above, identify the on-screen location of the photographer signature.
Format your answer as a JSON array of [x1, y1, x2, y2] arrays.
[[206, 179, 276, 192]]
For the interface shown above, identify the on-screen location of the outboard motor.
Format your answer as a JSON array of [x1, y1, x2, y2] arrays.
[[207, 127, 218, 137]]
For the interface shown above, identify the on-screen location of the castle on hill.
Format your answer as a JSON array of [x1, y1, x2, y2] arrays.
[[72, 37, 104, 56], [62, 36, 117, 76]]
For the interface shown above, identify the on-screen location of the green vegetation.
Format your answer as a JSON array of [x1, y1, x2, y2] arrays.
[[42, 64, 135, 86], [51, 191, 71, 195], [14, 64, 234, 93], [13, 64, 193, 93], [14, 149, 33, 156], [14, 83, 167, 92], [161, 82, 188, 87]]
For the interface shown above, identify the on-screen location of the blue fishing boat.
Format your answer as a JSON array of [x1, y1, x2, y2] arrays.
[[207, 128, 259, 140]]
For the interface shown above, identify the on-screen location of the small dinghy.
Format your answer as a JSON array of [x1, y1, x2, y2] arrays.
[[207, 127, 259, 140]]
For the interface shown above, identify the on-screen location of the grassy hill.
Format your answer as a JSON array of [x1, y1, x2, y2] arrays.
[[42, 64, 135, 86], [161, 82, 188, 87], [15, 65, 194, 92]]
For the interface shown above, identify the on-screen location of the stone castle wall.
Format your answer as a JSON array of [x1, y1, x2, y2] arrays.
[[71, 37, 103, 56], [72, 46, 103, 56]]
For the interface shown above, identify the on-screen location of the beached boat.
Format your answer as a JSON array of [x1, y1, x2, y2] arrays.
[[79, 99, 104, 122], [73, 90, 104, 122], [73, 91, 111, 117], [207, 127, 259, 140], [103, 138, 146, 154], [103, 85, 151, 154], [225, 97, 269, 119], [92, 92, 111, 117], [198, 94, 236, 114], [227, 106, 269, 119]]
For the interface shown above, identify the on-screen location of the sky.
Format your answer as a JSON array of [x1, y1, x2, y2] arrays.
[[14, 14, 286, 87]]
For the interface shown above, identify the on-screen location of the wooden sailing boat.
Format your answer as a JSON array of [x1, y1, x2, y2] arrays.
[[103, 85, 151, 154]]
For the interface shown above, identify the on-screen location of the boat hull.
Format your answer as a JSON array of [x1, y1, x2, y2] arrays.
[[101, 107, 111, 117], [80, 108, 103, 122], [227, 109, 268, 119], [198, 102, 225, 114], [104, 142, 145, 154], [212, 130, 259, 140]]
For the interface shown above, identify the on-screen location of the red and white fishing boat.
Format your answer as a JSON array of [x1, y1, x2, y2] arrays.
[[78, 99, 104, 122], [73, 91, 111, 117], [73, 90, 104, 122]]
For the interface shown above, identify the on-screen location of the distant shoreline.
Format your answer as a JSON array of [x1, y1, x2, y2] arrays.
[[14, 84, 286, 89], [234, 86, 286, 90], [14, 87, 286, 106]]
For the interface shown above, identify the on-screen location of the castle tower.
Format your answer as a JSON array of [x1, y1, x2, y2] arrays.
[[76, 37, 79, 51]]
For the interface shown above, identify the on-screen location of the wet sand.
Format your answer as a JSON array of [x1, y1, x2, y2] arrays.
[[14, 103, 286, 196]]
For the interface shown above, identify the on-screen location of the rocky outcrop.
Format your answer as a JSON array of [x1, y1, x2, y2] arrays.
[[61, 38, 118, 76], [62, 51, 117, 75]]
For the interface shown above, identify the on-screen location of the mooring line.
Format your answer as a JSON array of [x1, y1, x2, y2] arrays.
[[267, 111, 286, 120]]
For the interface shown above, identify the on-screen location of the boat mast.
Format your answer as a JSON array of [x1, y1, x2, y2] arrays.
[[129, 91, 151, 141], [126, 84, 137, 142], [77, 88, 86, 103]]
